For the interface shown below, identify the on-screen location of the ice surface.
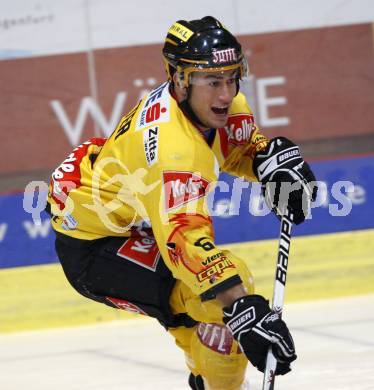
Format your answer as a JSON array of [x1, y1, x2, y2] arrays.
[[1, 295, 373, 390]]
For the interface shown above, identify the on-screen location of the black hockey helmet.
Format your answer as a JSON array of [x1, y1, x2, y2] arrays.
[[162, 16, 248, 88]]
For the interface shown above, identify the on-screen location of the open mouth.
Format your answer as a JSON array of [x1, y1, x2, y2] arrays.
[[211, 107, 228, 115]]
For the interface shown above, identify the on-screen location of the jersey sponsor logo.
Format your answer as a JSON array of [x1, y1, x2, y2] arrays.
[[202, 252, 225, 266], [197, 323, 236, 355], [61, 213, 78, 230], [163, 171, 209, 212], [50, 137, 106, 210], [136, 82, 170, 131], [117, 236, 160, 272], [224, 113, 256, 146], [143, 126, 159, 167], [106, 297, 148, 315], [212, 48, 237, 64], [196, 257, 235, 283], [168, 22, 194, 42]]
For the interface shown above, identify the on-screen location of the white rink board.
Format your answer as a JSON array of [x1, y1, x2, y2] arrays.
[[1, 295, 374, 390]]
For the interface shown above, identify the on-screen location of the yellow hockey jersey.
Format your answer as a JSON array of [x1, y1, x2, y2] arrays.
[[47, 82, 267, 298]]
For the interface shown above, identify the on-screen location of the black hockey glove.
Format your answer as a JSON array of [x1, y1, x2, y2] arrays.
[[253, 137, 317, 225], [223, 295, 296, 375]]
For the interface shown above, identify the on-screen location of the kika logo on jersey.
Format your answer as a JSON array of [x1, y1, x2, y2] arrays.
[[136, 82, 170, 131], [212, 48, 237, 64], [143, 126, 159, 166], [224, 114, 255, 145], [163, 171, 209, 212]]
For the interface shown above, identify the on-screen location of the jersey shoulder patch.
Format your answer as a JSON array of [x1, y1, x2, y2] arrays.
[[135, 82, 171, 131]]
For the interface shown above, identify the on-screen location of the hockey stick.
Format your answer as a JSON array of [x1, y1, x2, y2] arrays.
[[262, 208, 293, 390]]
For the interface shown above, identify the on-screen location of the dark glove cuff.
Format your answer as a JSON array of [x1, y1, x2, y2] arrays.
[[200, 275, 242, 302]]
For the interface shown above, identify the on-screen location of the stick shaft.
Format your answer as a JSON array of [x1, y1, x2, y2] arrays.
[[262, 210, 293, 390]]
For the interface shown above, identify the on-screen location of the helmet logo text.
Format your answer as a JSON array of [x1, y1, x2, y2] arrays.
[[212, 48, 237, 64], [168, 22, 194, 42]]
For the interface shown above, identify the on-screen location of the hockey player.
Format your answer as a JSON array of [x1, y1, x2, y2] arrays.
[[46, 16, 316, 389]]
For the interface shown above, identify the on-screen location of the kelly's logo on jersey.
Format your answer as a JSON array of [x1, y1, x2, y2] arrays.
[[117, 236, 160, 272], [224, 113, 256, 146], [136, 82, 170, 131], [163, 171, 209, 212]]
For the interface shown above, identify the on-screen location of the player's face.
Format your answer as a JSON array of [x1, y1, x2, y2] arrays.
[[189, 69, 238, 130]]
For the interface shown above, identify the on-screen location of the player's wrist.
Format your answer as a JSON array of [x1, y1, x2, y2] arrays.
[[216, 283, 247, 307]]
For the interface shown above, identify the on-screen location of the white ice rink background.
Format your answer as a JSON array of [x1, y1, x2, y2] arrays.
[[1, 295, 374, 390]]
